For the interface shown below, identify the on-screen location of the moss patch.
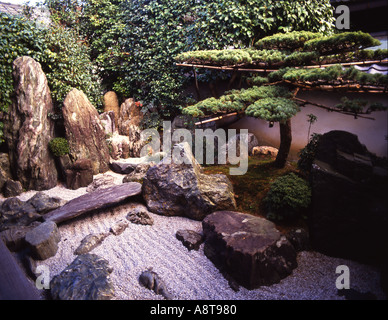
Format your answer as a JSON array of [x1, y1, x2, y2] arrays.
[[202, 155, 308, 232]]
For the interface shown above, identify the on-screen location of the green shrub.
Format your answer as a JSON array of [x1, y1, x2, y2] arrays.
[[263, 172, 311, 221], [297, 133, 322, 173], [49, 138, 70, 157]]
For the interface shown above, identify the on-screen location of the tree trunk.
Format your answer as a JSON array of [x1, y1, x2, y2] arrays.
[[274, 119, 292, 168]]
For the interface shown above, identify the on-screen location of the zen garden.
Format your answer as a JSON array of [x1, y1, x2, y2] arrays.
[[0, 0, 387, 304]]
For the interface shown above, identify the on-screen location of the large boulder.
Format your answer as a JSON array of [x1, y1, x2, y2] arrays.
[[117, 98, 145, 157], [50, 253, 115, 300], [4, 56, 58, 191], [202, 211, 297, 289], [142, 142, 236, 220], [309, 131, 388, 264], [62, 88, 110, 175]]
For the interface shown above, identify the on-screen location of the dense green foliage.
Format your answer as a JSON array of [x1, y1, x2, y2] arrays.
[[263, 172, 311, 221], [182, 85, 296, 121], [192, 0, 334, 48], [245, 97, 299, 122], [273, 64, 388, 85], [0, 12, 44, 112], [255, 31, 321, 50], [297, 133, 322, 173], [49, 137, 70, 157], [304, 31, 381, 55], [0, 12, 103, 111], [335, 97, 388, 114], [42, 0, 336, 122]]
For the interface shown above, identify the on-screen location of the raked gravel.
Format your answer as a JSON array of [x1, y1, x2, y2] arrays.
[[5, 171, 386, 300]]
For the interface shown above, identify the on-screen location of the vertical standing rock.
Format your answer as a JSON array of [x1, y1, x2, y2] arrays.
[[118, 98, 145, 157], [5, 56, 58, 191], [103, 91, 120, 129], [62, 88, 110, 175]]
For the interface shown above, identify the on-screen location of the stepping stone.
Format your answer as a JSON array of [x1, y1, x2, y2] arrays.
[[44, 182, 142, 224], [202, 211, 297, 289], [25, 221, 61, 260]]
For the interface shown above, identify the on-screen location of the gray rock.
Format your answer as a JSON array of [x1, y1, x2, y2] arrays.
[[86, 174, 116, 193], [65, 158, 94, 190], [109, 219, 129, 236], [122, 162, 155, 182], [0, 197, 40, 232], [50, 254, 115, 300], [27, 192, 65, 214], [0, 222, 41, 252], [139, 269, 173, 300], [4, 56, 58, 191], [74, 232, 109, 255], [202, 211, 297, 289], [176, 229, 203, 251], [62, 88, 110, 175], [118, 98, 145, 157], [142, 142, 236, 220], [3, 179, 23, 198], [25, 221, 61, 260], [0, 153, 12, 192], [126, 206, 154, 226]]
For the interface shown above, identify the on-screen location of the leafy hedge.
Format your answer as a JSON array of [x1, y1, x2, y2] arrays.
[[0, 12, 103, 112], [182, 85, 297, 121], [263, 172, 311, 221], [255, 31, 322, 50], [304, 31, 381, 55]]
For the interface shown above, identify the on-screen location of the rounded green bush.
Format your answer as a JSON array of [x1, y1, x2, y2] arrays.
[[263, 172, 311, 221], [49, 138, 70, 157]]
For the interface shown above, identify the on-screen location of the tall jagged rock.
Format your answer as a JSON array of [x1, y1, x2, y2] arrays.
[[62, 88, 110, 175], [4, 56, 58, 191], [118, 98, 145, 157]]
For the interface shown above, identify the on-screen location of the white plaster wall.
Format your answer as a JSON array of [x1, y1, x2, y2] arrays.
[[227, 90, 388, 159]]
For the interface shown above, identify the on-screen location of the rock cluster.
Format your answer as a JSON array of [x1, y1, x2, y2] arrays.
[[309, 130, 388, 264]]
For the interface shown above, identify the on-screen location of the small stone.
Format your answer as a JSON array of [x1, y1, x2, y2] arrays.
[[139, 269, 173, 300], [74, 233, 109, 255], [110, 219, 129, 236], [176, 229, 203, 251], [0, 222, 41, 252], [25, 221, 61, 260], [126, 207, 154, 226], [86, 174, 116, 193], [3, 179, 23, 198]]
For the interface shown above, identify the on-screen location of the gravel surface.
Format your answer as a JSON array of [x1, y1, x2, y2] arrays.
[[7, 171, 386, 300]]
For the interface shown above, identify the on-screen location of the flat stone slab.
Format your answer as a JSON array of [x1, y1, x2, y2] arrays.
[[44, 182, 142, 224], [202, 211, 297, 289]]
